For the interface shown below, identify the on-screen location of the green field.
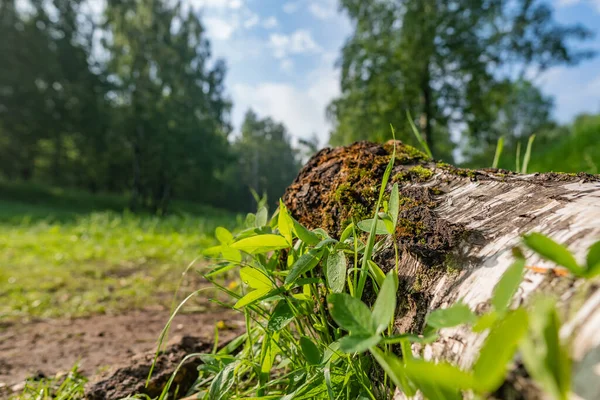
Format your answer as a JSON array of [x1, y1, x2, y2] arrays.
[[0, 181, 238, 320]]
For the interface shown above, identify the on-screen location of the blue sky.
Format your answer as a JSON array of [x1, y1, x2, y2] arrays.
[[194, 0, 600, 146]]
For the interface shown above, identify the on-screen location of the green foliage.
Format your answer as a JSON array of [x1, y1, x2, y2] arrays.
[[10, 365, 87, 400], [0, 185, 237, 319], [329, 0, 593, 158], [193, 171, 586, 400], [521, 298, 572, 400], [0, 1, 301, 214], [491, 257, 526, 313], [425, 303, 477, 329]]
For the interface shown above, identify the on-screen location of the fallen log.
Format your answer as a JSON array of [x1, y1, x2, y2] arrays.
[[283, 141, 600, 399]]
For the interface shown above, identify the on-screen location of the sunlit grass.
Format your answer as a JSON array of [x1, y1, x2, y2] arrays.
[[0, 182, 238, 320]]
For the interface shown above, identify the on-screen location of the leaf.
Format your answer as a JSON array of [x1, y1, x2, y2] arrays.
[[357, 219, 389, 235], [326, 251, 347, 293], [472, 311, 498, 333], [327, 293, 375, 336], [231, 234, 290, 254], [292, 218, 320, 246], [404, 359, 476, 400], [268, 301, 295, 331], [221, 247, 242, 263], [256, 206, 268, 227], [473, 308, 529, 392], [261, 333, 280, 374], [208, 363, 235, 400], [240, 266, 271, 289], [367, 260, 386, 288], [426, 303, 476, 329], [233, 287, 271, 309], [338, 334, 381, 353], [245, 213, 256, 228], [339, 222, 355, 243], [215, 227, 234, 245], [278, 200, 294, 245], [492, 257, 525, 312], [523, 233, 583, 275], [285, 248, 324, 286], [585, 240, 600, 278], [587, 241, 600, 269], [300, 336, 322, 365], [389, 183, 400, 229], [520, 298, 571, 400], [369, 347, 416, 396], [372, 272, 398, 334]]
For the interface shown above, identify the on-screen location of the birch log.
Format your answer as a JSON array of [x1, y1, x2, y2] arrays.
[[282, 141, 600, 400]]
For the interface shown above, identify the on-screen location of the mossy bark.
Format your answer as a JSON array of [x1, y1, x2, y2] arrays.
[[283, 141, 600, 400]]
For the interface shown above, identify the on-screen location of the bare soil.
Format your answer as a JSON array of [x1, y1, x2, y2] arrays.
[[0, 307, 242, 396]]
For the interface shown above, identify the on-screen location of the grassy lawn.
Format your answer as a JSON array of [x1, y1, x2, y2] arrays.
[[0, 181, 238, 320]]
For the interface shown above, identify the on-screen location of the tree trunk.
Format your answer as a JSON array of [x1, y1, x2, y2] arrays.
[[282, 141, 600, 399]]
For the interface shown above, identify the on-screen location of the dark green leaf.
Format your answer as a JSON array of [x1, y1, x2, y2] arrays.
[[523, 233, 582, 275], [492, 257, 525, 312], [338, 334, 381, 353], [268, 301, 295, 331], [292, 218, 320, 246], [326, 251, 347, 293], [426, 303, 476, 329], [285, 248, 324, 286], [327, 293, 375, 335], [473, 308, 529, 392], [372, 271, 398, 334], [300, 336, 322, 365]]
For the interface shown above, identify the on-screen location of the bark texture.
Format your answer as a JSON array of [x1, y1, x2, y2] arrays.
[[283, 141, 600, 399]]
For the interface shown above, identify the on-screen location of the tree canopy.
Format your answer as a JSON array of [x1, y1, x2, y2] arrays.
[[328, 0, 595, 159]]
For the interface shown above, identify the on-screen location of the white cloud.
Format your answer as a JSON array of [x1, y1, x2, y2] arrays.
[[269, 29, 322, 59], [243, 12, 260, 28], [283, 1, 300, 13], [231, 53, 340, 145], [204, 16, 238, 40], [308, 0, 337, 19], [262, 16, 279, 29], [280, 58, 294, 72]]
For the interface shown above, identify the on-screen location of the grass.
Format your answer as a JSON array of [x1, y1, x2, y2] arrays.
[[0, 181, 238, 320]]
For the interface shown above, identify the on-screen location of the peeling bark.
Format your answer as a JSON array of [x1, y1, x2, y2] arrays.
[[283, 141, 600, 399]]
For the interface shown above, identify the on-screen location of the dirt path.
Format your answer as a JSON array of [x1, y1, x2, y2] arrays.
[[0, 307, 242, 393]]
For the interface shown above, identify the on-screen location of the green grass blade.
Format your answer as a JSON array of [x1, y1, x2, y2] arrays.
[[406, 111, 433, 159], [521, 134, 536, 174], [356, 138, 396, 299], [492, 136, 504, 169]]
